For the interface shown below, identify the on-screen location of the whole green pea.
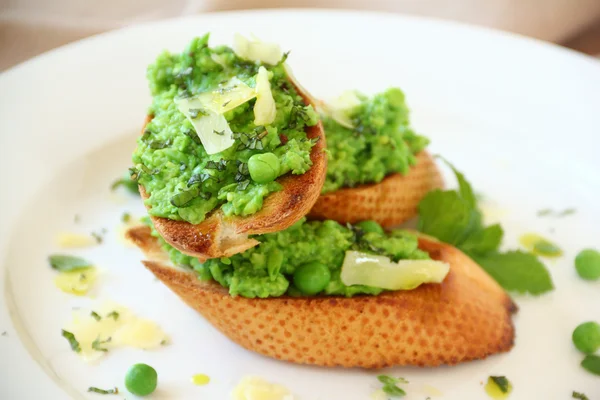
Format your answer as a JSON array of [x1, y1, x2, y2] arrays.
[[572, 321, 600, 354], [125, 363, 158, 396], [356, 220, 385, 235], [575, 249, 600, 280], [248, 152, 280, 184], [293, 262, 331, 295]]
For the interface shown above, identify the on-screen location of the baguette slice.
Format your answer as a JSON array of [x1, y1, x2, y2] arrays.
[[308, 151, 443, 227], [126, 225, 517, 368], [140, 83, 327, 261]]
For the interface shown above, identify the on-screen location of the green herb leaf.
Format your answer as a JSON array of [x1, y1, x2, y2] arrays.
[[472, 251, 553, 295], [417, 190, 479, 246], [61, 329, 81, 353], [581, 354, 600, 376], [91, 231, 104, 244], [490, 376, 510, 393], [532, 240, 562, 257], [91, 336, 111, 352], [377, 375, 407, 397], [106, 311, 119, 321], [170, 187, 200, 208], [459, 223, 503, 256], [49, 255, 92, 272], [572, 391, 589, 400], [382, 384, 406, 397], [236, 180, 250, 191], [88, 387, 119, 395], [377, 375, 408, 385], [90, 311, 101, 321], [121, 212, 131, 223]]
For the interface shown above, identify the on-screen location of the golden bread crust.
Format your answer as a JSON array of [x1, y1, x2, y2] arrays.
[[139, 85, 327, 261], [308, 151, 443, 227], [126, 225, 516, 368]]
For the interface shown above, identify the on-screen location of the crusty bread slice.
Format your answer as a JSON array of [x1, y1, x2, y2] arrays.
[[308, 151, 443, 227], [126, 225, 516, 368], [140, 85, 327, 261]]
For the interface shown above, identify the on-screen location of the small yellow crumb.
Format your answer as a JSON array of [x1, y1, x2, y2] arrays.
[[191, 374, 210, 386], [56, 233, 97, 248]]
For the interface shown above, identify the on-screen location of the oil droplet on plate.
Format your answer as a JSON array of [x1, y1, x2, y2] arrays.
[[191, 374, 210, 386], [484, 377, 512, 399], [519, 233, 562, 258]]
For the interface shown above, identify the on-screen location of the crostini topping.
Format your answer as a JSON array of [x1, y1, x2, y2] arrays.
[[341, 251, 449, 290], [321, 87, 429, 193], [134, 33, 318, 224], [148, 217, 431, 298]]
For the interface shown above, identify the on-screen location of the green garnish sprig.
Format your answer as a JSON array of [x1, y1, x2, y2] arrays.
[[61, 330, 81, 353], [417, 159, 553, 295], [88, 386, 118, 395]]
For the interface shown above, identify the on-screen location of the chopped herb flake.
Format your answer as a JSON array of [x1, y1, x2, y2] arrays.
[[213, 129, 225, 136], [377, 375, 407, 397], [92, 337, 111, 352], [537, 208, 577, 217], [106, 311, 119, 321], [121, 212, 131, 223], [90, 311, 101, 321], [572, 392, 589, 400], [1, 331, 7, 336], [236, 180, 250, 191], [88, 387, 119, 395], [91, 231, 104, 244], [490, 376, 510, 393], [49, 254, 92, 272], [188, 108, 207, 119], [61, 329, 81, 353]]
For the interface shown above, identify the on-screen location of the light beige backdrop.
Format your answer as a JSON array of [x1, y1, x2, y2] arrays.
[[1, 0, 600, 71]]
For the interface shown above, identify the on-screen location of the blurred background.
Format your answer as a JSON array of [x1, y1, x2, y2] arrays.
[[1, 0, 599, 71]]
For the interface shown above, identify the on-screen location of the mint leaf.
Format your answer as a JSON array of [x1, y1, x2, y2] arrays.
[[471, 251, 553, 295], [49, 254, 92, 272], [417, 190, 478, 246], [461, 224, 503, 256]]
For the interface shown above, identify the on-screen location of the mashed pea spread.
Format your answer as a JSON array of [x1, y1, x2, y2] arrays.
[[132, 34, 318, 224], [322, 88, 428, 193], [147, 218, 429, 298]]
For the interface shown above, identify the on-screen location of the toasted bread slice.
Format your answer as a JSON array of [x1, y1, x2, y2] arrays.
[[308, 151, 443, 227], [140, 85, 327, 261], [126, 225, 516, 368]]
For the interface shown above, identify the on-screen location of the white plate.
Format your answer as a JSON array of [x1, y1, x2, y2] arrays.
[[1, 9, 599, 400]]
